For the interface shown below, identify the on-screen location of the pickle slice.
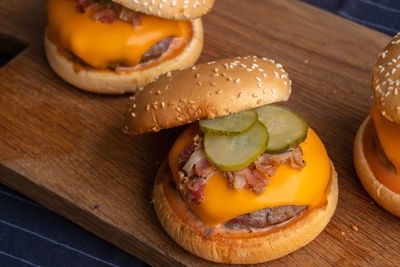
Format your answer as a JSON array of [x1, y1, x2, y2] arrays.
[[199, 110, 258, 136], [204, 121, 269, 171], [255, 104, 308, 153]]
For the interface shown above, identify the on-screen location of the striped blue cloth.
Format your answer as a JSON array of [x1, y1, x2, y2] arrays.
[[1, 1, 399, 266], [302, 0, 400, 35]]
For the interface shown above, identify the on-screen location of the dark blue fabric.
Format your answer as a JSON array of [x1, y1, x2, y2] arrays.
[[0, 184, 148, 267], [1, 1, 399, 266], [301, 0, 400, 35]]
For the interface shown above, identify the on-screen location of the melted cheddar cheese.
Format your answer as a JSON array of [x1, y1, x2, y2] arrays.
[[169, 124, 331, 226], [371, 104, 400, 174], [367, 105, 400, 192], [47, 0, 192, 69]]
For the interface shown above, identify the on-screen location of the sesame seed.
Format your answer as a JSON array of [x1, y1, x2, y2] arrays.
[[190, 104, 196, 109], [166, 72, 172, 77], [161, 102, 166, 108], [146, 104, 150, 111], [227, 77, 232, 81], [175, 107, 181, 112], [156, 90, 161, 95], [262, 73, 267, 78], [216, 90, 222, 94], [131, 112, 136, 117], [197, 81, 202, 86], [192, 66, 197, 70], [213, 68, 219, 73], [258, 82, 262, 88], [152, 102, 158, 109], [152, 127, 158, 132], [210, 82, 217, 87], [252, 93, 257, 97], [235, 78, 240, 83], [284, 81, 288, 86], [237, 92, 242, 98], [177, 116, 183, 121], [221, 73, 227, 77], [195, 73, 200, 78], [180, 98, 187, 103], [257, 99, 262, 104], [263, 88, 267, 93], [212, 73, 219, 77], [189, 100, 195, 104], [168, 102, 175, 106], [392, 68, 397, 74], [246, 68, 252, 71], [256, 77, 261, 82], [133, 104, 136, 108], [208, 92, 212, 97]]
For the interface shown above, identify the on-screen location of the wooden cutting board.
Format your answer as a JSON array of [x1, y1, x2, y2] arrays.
[[1, 0, 399, 265]]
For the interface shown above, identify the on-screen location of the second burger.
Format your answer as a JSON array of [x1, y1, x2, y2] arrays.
[[45, 0, 214, 94]]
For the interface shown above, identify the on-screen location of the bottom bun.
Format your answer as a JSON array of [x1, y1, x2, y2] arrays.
[[152, 159, 338, 264], [44, 19, 203, 94], [354, 115, 400, 217]]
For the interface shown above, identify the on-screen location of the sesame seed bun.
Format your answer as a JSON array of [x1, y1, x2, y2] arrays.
[[372, 33, 400, 124], [152, 159, 338, 264], [44, 19, 203, 94], [354, 116, 400, 217], [123, 56, 292, 134], [112, 0, 215, 20]]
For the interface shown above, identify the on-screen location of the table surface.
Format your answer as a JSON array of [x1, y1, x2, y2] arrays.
[[1, 0, 400, 266]]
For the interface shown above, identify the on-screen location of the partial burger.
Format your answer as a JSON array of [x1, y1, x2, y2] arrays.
[[45, 0, 214, 94], [354, 33, 400, 217], [123, 57, 338, 263]]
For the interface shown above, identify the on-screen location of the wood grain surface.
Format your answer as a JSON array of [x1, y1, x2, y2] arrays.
[[1, 0, 399, 265]]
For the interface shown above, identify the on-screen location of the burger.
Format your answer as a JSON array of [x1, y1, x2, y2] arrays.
[[45, 0, 214, 94], [123, 57, 338, 263], [354, 33, 400, 217]]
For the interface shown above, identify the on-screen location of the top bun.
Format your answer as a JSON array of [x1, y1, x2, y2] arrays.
[[123, 56, 292, 134], [372, 33, 400, 124], [112, 0, 215, 20]]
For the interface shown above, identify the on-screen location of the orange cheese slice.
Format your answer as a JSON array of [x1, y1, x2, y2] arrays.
[[47, 0, 192, 69], [169, 124, 331, 226], [371, 104, 400, 175]]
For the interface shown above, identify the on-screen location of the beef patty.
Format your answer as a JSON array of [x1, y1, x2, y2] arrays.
[[224, 205, 307, 230]]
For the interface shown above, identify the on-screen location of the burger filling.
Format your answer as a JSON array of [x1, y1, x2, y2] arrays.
[[178, 134, 306, 204], [47, 0, 193, 70], [223, 205, 307, 230], [363, 105, 400, 193]]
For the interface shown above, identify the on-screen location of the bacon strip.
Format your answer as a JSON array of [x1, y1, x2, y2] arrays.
[[177, 135, 306, 203], [76, 0, 142, 25]]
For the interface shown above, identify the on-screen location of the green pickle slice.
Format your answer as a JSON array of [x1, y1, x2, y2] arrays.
[[204, 121, 269, 171], [255, 104, 308, 153], [199, 110, 258, 136]]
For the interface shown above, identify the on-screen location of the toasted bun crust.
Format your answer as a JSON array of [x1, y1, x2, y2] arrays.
[[44, 19, 203, 94], [372, 33, 400, 124], [124, 56, 292, 134], [112, 0, 215, 20], [354, 115, 400, 216], [152, 159, 338, 264]]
